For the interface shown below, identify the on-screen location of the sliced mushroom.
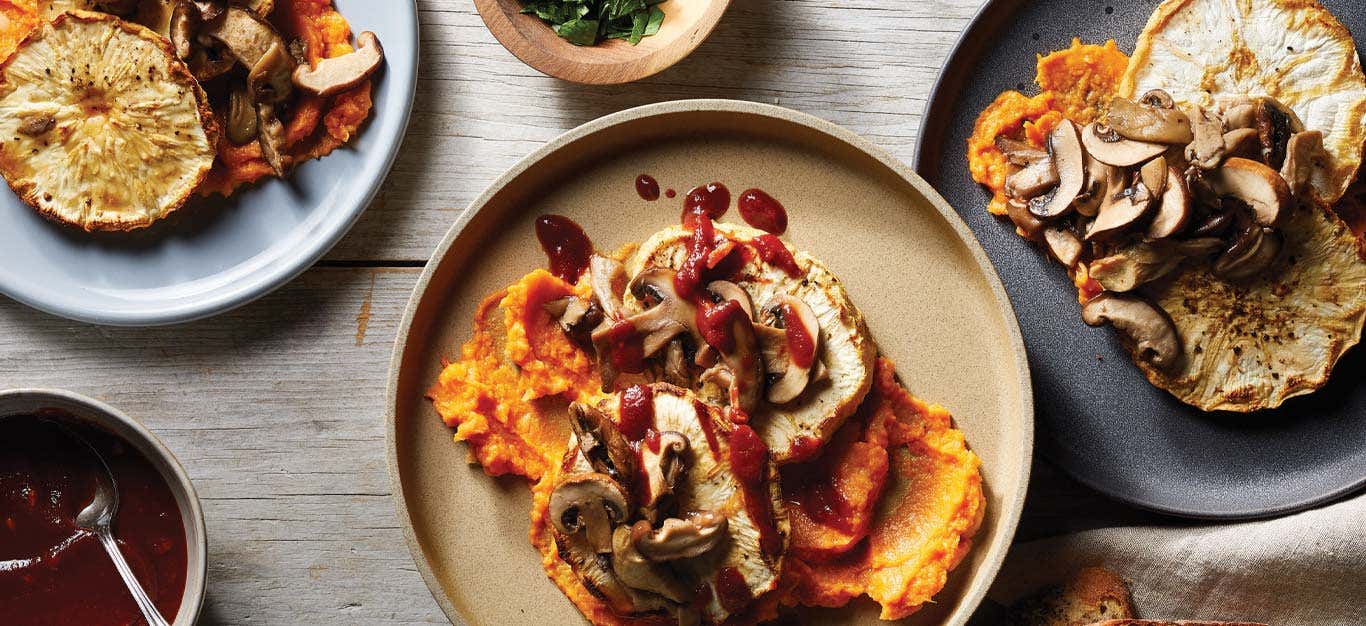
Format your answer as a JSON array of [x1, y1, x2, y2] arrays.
[[1223, 101, 1259, 130], [248, 41, 295, 104], [1139, 156, 1168, 198], [1191, 204, 1236, 237], [1208, 157, 1290, 227], [1138, 89, 1176, 109], [1105, 95, 1193, 145], [1080, 122, 1168, 167], [758, 295, 821, 404], [1027, 120, 1085, 219], [635, 513, 728, 561], [292, 31, 384, 97], [545, 296, 601, 348], [549, 472, 630, 554], [1222, 127, 1261, 161], [1074, 153, 1112, 217], [697, 300, 763, 414], [994, 135, 1048, 165], [638, 431, 689, 521], [588, 255, 627, 320], [255, 103, 288, 176], [1080, 293, 1182, 370], [1182, 107, 1225, 170], [662, 339, 691, 387], [1213, 222, 1268, 278], [706, 281, 753, 319], [202, 7, 295, 102], [591, 268, 695, 370], [1279, 130, 1323, 196], [225, 84, 259, 145], [1146, 166, 1191, 239], [1005, 198, 1046, 240], [169, 0, 198, 60], [1219, 228, 1282, 280], [569, 403, 637, 487], [1043, 226, 1083, 268], [1254, 97, 1304, 169], [1086, 184, 1152, 240], [233, 0, 275, 15], [1005, 157, 1059, 200], [611, 524, 691, 603], [1087, 243, 1185, 295]]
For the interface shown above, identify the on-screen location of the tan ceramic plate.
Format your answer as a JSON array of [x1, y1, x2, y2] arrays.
[[386, 100, 1032, 625]]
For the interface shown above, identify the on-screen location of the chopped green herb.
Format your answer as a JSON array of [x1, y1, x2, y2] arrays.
[[521, 0, 666, 46]]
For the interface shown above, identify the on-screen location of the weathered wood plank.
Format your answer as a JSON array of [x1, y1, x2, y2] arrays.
[[328, 0, 983, 262]]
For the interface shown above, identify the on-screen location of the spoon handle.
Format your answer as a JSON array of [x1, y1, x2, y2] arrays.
[[95, 528, 172, 626]]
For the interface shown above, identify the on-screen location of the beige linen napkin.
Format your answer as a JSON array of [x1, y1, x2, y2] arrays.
[[982, 492, 1366, 625]]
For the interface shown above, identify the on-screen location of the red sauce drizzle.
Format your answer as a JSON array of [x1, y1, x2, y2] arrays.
[[0, 417, 188, 624], [737, 188, 788, 234], [799, 476, 859, 534], [535, 214, 594, 283], [787, 435, 823, 464], [617, 385, 656, 442], [604, 321, 646, 374], [715, 567, 754, 613], [681, 182, 730, 226], [783, 303, 816, 369], [696, 299, 748, 353], [635, 174, 660, 201], [674, 209, 716, 298], [751, 234, 800, 277], [664, 188, 677, 198], [693, 400, 722, 458], [729, 424, 767, 485]]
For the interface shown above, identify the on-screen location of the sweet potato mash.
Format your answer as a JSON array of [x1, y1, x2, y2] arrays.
[[782, 358, 985, 621]]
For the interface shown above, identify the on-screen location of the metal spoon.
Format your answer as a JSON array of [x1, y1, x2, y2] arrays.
[[61, 423, 172, 626]]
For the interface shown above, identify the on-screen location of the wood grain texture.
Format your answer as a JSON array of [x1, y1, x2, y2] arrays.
[[0, 0, 1157, 623]]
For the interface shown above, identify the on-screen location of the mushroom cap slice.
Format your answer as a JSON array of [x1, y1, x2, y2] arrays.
[[1027, 119, 1085, 219], [1105, 95, 1193, 144], [634, 513, 729, 561], [626, 223, 876, 463], [1043, 226, 1083, 269], [1081, 293, 1182, 370], [1130, 203, 1365, 411], [1208, 157, 1290, 227], [1146, 166, 1191, 239], [1086, 186, 1152, 241], [1080, 122, 1167, 167], [0, 11, 216, 231], [292, 30, 384, 98], [548, 472, 630, 554], [1120, 0, 1366, 204], [760, 294, 821, 405]]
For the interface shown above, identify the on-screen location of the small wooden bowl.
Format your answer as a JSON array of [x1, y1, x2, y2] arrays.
[[474, 0, 731, 84]]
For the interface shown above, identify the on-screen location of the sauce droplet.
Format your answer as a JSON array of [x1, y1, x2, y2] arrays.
[[715, 566, 754, 613], [535, 214, 593, 283], [664, 188, 677, 198], [635, 174, 660, 201], [617, 385, 656, 442], [737, 188, 787, 234], [682, 182, 730, 226], [752, 234, 801, 277]]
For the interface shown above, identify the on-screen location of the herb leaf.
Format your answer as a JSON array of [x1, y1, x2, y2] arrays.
[[522, 0, 665, 46]]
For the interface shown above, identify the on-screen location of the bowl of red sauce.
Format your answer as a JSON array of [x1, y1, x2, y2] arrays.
[[0, 389, 207, 625]]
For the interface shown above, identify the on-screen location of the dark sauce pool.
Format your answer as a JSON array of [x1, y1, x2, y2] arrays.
[[0, 415, 187, 625]]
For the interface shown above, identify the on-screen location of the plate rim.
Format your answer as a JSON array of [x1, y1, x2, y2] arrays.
[[0, 0, 421, 327], [910, 0, 1366, 520], [385, 98, 1035, 625]]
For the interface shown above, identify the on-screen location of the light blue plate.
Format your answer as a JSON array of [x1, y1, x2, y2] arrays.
[[0, 1, 418, 326]]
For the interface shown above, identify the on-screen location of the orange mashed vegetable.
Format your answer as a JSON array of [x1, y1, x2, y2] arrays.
[[431, 273, 984, 625], [967, 38, 1128, 216], [782, 358, 984, 620]]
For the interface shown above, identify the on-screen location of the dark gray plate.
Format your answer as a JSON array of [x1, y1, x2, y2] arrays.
[[914, 0, 1366, 519]]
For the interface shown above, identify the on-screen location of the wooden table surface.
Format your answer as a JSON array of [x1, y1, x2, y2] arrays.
[[0, 0, 1171, 623]]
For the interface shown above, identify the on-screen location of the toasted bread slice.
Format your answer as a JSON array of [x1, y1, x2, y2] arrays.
[[625, 223, 877, 463], [1008, 566, 1134, 626]]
